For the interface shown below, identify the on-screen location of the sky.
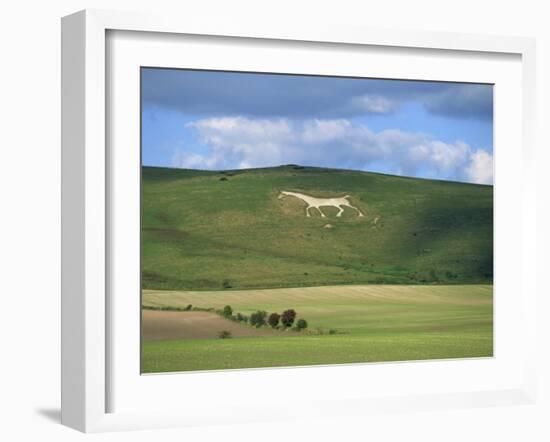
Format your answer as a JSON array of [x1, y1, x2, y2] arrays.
[[141, 68, 493, 184]]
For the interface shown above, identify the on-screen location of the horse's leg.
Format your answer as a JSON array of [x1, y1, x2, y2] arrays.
[[345, 202, 364, 217], [316, 206, 326, 218], [336, 205, 344, 217], [306, 205, 311, 217]]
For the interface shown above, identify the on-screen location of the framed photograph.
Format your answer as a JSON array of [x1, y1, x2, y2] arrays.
[[61, 9, 538, 433]]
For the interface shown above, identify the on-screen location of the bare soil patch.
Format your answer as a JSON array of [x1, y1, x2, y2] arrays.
[[142, 310, 279, 341]]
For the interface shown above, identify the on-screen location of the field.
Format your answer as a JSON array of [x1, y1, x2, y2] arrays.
[[141, 284, 493, 373], [142, 310, 279, 340], [141, 165, 493, 373]]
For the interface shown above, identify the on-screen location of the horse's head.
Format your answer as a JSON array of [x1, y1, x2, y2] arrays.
[[278, 191, 290, 199]]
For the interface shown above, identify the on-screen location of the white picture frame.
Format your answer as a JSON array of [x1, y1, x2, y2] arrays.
[[61, 9, 538, 433]]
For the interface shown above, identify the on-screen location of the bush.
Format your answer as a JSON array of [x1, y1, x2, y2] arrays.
[[281, 309, 297, 328], [249, 310, 268, 327], [445, 270, 458, 280], [328, 329, 337, 335], [222, 280, 232, 289], [371, 277, 391, 284], [223, 305, 233, 318], [296, 318, 308, 330], [183, 304, 193, 311], [218, 330, 232, 339], [236, 312, 247, 322], [268, 312, 281, 328], [193, 306, 214, 312]]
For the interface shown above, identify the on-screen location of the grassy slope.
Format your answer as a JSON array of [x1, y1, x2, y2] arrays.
[[142, 165, 493, 291], [141, 285, 492, 372]]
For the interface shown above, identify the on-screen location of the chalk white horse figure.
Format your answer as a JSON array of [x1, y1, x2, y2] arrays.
[[279, 191, 364, 218]]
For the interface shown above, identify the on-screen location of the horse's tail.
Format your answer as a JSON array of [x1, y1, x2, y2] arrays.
[[344, 194, 350, 198]]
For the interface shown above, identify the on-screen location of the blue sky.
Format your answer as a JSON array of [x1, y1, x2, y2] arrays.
[[141, 68, 493, 184]]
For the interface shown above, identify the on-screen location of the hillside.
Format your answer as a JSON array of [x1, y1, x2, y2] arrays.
[[141, 165, 493, 290]]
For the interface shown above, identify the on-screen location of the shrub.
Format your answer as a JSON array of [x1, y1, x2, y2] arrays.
[[281, 309, 297, 328], [328, 329, 337, 335], [218, 330, 232, 339], [268, 312, 281, 328], [445, 270, 458, 280], [249, 310, 268, 327], [219, 177, 228, 181], [236, 312, 246, 322], [296, 319, 308, 330], [223, 305, 233, 318], [371, 277, 391, 284], [222, 280, 232, 289], [193, 306, 214, 312], [183, 304, 193, 311]]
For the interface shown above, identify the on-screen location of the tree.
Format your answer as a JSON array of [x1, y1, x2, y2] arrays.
[[296, 318, 308, 330], [249, 310, 268, 327], [268, 312, 281, 328], [281, 309, 296, 328], [223, 305, 233, 318], [218, 330, 232, 339]]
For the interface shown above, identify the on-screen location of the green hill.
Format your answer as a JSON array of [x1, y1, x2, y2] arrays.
[[141, 165, 493, 291]]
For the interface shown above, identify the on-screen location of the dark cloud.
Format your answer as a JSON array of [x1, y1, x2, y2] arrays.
[[422, 84, 493, 120], [141, 68, 492, 121]]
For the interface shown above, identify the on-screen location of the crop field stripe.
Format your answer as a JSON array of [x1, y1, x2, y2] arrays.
[[141, 284, 492, 372], [143, 284, 493, 308], [142, 331, 493, 373]]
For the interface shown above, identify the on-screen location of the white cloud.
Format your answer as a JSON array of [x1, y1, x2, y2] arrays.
[[171, 151, 221, 169], [350, 94, 397, 114], [464, 149, 493, 184], [173, 116, 493, 184]]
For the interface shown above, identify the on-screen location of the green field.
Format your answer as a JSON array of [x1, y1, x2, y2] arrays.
[[142, 165, 493, 290], [141, 165, 493, 372], [142, 285, 493, 373]]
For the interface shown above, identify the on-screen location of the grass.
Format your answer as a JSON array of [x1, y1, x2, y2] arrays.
[[142, 331, 492, 373], [141, 165, 493, 372], [141, 284, 493, 373], [141, 165, 493, 291]]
